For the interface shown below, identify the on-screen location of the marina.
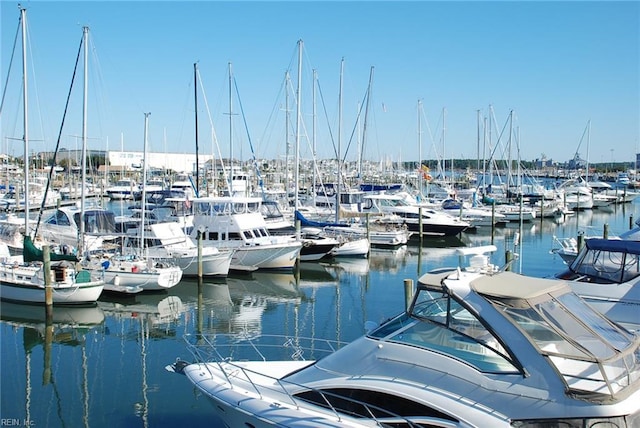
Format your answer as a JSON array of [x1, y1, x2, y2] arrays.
[[1, 199, 638, 427], [1, 3, 639, 426]]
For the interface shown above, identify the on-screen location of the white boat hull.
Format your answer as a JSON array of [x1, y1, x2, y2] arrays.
[[100, 266, 183, 291], [213, 241, 301, 270], [0, 264, 104, 305], [174, 249, 233, 277]]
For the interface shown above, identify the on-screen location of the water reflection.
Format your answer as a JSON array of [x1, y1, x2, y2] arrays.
[[1, 302, 105, 428]]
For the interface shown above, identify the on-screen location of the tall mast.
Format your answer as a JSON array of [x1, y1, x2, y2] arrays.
[[194, 62, 199, 195], [284, 71, 290, 203], [586, 119, 591, 183], [418, 99, 423, 198], [228, 62, 233, 193], [294, 39, 303, 211], [140, 112, 150, 253], [312, 69, 317, 208], [79, 25, 89, 254], [20, 6, 29, 234], [336, 57, 344, 223], [360, 66, 374, 180]]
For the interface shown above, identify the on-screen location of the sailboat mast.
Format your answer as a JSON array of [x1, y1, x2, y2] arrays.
[[228, 62, 233, 193], [586, 119, 591, 183], [294, 39, 303, 211], [360, 66, 374, 180], [194, 63, 199, 195], [20, 6, 29, 234], [79, 26, 89, 253], [312, 69, 317, 208], [285, 71, 290, 204], [418, 100, 423, 198], [336, 57, 344, 223], [140, 112, 150, 253]]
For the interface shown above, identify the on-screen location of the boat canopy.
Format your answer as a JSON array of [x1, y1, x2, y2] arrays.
[[470, 272, 568, 307], [584, 238, 640, 255], [23, 236, 78, 263], [411, 270, 640, 400]]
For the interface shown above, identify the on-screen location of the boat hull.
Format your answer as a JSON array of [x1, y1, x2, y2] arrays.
[[211, 242, 301, 271], [101, 266, 183, 291], [0, 264, 103, 305], [176, 250, 234, 277]]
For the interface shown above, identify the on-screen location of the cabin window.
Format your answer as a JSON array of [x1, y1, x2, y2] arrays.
[[196, 203, 210, 215], [229, 232, 242, 241], [207, 232, 219, 241], [48, 211, 70, 226], [293, 388, 458, 424], [233, 203, 246, 214], [243, 231, 253, 239]]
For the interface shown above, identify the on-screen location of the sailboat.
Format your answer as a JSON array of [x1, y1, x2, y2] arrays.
[[0, 8, 104, 305], [83, 113, 183, 292]]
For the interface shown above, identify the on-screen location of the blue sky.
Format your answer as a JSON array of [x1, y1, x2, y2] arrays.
[[1, 1, 638, 167]]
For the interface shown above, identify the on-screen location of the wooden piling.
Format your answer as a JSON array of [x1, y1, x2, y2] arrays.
[[505, 250, 512, 271], [418, 207, 423, 241], [404, 279, 414, 310], [197, 230, 203, 278]]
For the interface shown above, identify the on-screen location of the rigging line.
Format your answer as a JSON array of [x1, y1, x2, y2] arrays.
[[484, 108, 512, 169], [196, 67, 228, 192], [257, 71, 288, 156], [316, 79, 338, 159], [233, 77, 264, 196], [0, 14, 21, 116], [341, 86, 368, 164], [33, 32, 83, 238]]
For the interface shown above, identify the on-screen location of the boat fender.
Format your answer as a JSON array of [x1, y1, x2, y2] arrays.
[[113, 275, 120, 287]]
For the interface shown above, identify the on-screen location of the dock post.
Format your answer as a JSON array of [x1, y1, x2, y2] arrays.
[[197, 230, 203, 278], [631, 214, 634, 230], [603, 224, 609, 240], [196, 277, 203, 335], [577, 231, 585, 252], [418, 207, 423, 242], [491, 202, 496, 245], [44, 245, 53, 309], [404, 279, 414, 310], [366, 213, 370, 241], [296, 219, 301, 263], [505, 250, 512, 271]]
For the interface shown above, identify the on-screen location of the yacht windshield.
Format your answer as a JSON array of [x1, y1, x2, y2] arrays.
[[369, 289, 519, 373], [489, 290, 640, 398]]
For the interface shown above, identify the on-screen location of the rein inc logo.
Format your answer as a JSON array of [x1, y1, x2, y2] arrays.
[[1, 420, 35, 426]]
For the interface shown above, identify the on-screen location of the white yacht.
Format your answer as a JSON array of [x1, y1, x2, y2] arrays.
[[361, 193, 470, 236], [556, 237, 640, 332], [39, 205, 118, 254], [106, 178, 138, 200], [190, 196, 302, 271], [125, 221, 234, 277], [167, 249, 640, 427]]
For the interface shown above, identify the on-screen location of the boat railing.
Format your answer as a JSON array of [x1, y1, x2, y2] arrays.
[[181, 333, 431, 427]]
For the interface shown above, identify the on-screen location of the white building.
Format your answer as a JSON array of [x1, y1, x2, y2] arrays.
[[107, 151, 213, 174]]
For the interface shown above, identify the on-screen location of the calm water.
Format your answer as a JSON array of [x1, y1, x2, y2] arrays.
[[1, 200, 638, 427]]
